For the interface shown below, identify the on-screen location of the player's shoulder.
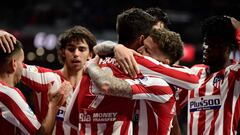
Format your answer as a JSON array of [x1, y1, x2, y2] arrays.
[[191, 64, 208, 70], [0, 83, 25, 102], [227, 63, 240, 72], [24, 64, 53, 73], [134, 55, 160, 65]]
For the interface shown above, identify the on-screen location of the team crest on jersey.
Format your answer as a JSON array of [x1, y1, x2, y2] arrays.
[[26, 65, 38, 72], [189, 95, 221, 112], [212, 75, 224, 89], [139, 76, 148, 84]]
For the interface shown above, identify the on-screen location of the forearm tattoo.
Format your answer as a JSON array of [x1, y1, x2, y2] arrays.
[[87, 64, 132, 98], [95, 41, 116, 56]]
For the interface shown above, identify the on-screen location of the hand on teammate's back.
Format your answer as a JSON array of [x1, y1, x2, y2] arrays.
[[114, 44, 141, 78]]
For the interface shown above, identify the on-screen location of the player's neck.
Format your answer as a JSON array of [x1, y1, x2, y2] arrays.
[[208, 59, 231, 74], [61, 66, 83, 87], [0, 73, 15, 87]]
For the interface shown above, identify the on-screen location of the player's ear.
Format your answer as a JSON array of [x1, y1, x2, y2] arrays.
[[7, 58, 16, 73], [163, 58, 170, 65], [87, 52, 94, 60], [139, 35, 145, 46]]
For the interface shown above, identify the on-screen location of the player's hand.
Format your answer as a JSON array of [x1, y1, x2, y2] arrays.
[[114, 44, 141, 78], [84, 55, 100, 73], [230, 17, 240, 30], [0, 30, 16, 53], [48, 81, 72, 108]]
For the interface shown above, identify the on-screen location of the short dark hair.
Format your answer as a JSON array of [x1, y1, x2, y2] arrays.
[[201, 16, 237, 50], [0, 40, 23, 67], [150, 28, 183, 65], [116, 8, 156, 46], [57, 26, 97, 64], [146, 7, 170, 28]]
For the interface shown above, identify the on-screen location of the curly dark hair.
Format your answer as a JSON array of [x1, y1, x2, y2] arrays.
[[150, 28, 183, 65], [116, 8, 156, 46], [146, 7, 170, 28], [201, 15, 237, 50], [57, 26, 96, 64]]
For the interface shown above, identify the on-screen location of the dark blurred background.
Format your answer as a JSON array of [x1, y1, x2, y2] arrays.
[[2, 0, 239, 134], [1, 0, 239, 68]]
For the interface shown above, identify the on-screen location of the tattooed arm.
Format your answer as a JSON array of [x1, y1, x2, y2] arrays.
[[86, 62, 132, 98], [93, 41, 117, 56]]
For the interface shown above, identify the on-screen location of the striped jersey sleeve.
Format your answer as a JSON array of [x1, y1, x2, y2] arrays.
[[21, 64, 62, 93], [134, 55, 199, 90], [0, 82, 41, 134], [125, 76, 174, 103]]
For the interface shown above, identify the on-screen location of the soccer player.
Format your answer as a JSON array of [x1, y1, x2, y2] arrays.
[[86, 28, 184, 135], [0, 26, 96, 135], [186, 15, 240, 135], [0, 40, 71, 135], [65, 8, 198, 135], [145, 7, 171, 29]]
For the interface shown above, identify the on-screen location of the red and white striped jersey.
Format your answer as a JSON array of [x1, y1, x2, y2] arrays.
[[134, 55, 199, 90], [0, 81, 41, 135], [125, 76, 175, 135], [65, 57, 177, 135], [65, 74, 136, 135], [188, 63, 240, 135], [21, 64, 77, 135]]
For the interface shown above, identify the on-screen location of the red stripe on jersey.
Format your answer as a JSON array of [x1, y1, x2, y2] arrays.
[[132, 85, 173, 95], [209, 110, 219, 135], [0, 91, 38, 134], [189, 112, 194, 135], [146, 102, 158, 134], [21, 76, 50, 93], [223, 71, 235, 135], [197, 108, 206, 135], [134, 55, 199, 84]]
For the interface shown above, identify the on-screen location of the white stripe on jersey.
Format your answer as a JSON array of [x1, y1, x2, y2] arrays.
[[133, 93, 173, 103], [138, 64, 197, 90], [64, 81, 81, 131], [112, 121, 124, 135], [85, 123, 91, 134], [125, 77, 169, 87], [97, 123, 107, 135], [138, 100, 148, 135], [229, 50, 240, 62], [125, 77, 173, 103]]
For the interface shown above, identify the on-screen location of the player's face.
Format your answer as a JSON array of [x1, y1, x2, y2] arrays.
[[14, 49, 24, 85], [140, 36, 168, 63], [63, 39, 92, 72], [202, 37, 229, 66]]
